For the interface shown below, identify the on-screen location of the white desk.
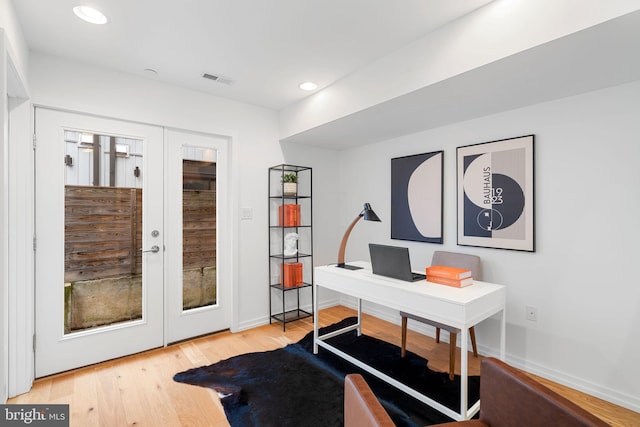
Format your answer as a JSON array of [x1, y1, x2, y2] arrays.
[[313, 261, 506, 421]]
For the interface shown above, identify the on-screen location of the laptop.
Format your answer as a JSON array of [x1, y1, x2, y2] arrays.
[[368, 244, 426, 282]]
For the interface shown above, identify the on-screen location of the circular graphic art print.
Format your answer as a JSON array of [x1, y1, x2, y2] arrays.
[[463, 152, 525, 238]]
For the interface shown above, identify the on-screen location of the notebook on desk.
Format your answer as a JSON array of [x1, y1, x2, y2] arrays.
[[368, 244, 426, 282]]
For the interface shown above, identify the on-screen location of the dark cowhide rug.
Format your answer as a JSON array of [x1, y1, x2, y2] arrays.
[[173, 317, 479, 426]]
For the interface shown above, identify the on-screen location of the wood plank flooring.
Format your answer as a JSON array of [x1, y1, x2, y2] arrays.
[[8, 306, 639, 426]]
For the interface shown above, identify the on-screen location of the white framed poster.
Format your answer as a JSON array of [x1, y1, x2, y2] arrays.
[[457, 135, 534, 251]]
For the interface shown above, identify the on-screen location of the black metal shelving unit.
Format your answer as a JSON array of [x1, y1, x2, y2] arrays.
[[268, 164, 313, 330]]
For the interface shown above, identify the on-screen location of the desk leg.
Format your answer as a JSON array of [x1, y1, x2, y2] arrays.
[[499, 307, 506, 360], [460, 327, 468, 420], [313, 282, 319, 354], [356, 298, 362, 336]]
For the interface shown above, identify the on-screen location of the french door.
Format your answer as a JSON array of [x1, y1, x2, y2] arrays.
[[34, 109, 229, 377], [164, 128, 231, 343]]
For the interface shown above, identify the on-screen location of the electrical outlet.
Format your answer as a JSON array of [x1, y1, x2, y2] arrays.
[[526, 305, 538, 322]]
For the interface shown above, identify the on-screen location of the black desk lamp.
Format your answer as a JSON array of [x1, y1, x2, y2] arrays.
[[337, 203, 381, 270]]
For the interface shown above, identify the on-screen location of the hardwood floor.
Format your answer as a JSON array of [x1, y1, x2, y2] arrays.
[[9, 306, 639, 426]]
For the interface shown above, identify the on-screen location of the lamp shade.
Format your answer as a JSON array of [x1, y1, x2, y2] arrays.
[[362, 203, 381, 222], [337, 203, 381, 269]]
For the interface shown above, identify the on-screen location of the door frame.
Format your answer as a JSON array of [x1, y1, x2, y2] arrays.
[[5, 50, 33, 399]]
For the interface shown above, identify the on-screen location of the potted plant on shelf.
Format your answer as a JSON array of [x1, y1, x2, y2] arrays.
[[282, 172, 298, 196]]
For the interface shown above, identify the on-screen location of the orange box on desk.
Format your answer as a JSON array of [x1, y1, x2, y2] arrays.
[[278, 204, 301, 227], [280, 263, 303, 288]]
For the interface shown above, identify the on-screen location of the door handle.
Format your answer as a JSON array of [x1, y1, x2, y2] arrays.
[[141, 245, 160, 253]]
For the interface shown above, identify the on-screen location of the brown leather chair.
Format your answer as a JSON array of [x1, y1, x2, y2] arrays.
[[344, 374, 395, 427], [401, 251, 481, 380], [343, 358, 609, 427]]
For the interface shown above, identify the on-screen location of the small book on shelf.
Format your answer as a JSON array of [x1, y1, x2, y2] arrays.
[[426, 275, 474, 288], [425, 265, 472, 280]]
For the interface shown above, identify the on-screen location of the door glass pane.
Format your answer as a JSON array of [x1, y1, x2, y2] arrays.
[[182, 146, 217, 310], [63, 130, 144, 334]]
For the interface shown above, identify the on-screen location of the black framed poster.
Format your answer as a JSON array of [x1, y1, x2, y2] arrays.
[[391, 151, 443, 243], [457, 135, 534, 251]]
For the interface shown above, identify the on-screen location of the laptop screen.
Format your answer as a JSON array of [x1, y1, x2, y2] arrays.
[[368, 244, 425, 282]]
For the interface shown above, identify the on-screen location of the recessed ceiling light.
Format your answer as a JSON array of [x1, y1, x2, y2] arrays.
[[299, 81, 318, 91], [144, 68, 158, 75], [73, 6, 108, 25]]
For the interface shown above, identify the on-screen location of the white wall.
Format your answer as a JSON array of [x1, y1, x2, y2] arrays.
[[0, 0, 29, 88], [337, 80, 640, 411]]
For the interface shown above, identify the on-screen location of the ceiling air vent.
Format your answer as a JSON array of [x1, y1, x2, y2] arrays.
[[202, 73, 233, 85]]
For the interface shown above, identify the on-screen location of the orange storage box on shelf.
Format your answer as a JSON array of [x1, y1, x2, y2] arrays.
[[280, 263, 303, 288], [278, 204, 301, 227]]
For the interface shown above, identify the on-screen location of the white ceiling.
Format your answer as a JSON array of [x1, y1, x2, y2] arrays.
[[11, 0, 493, 111]]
